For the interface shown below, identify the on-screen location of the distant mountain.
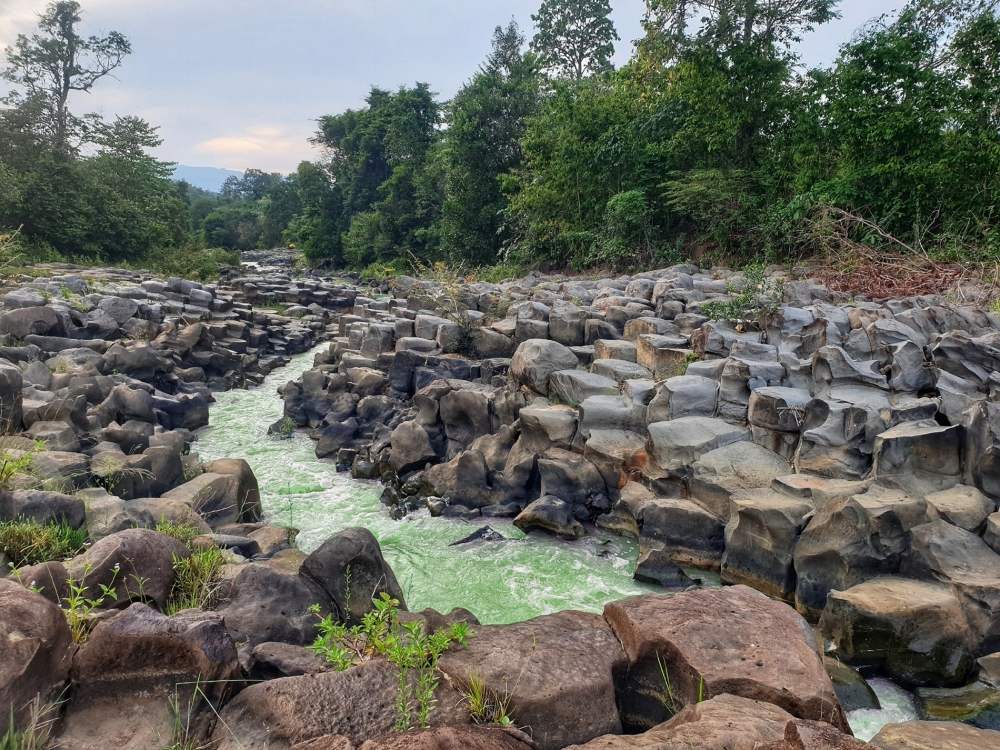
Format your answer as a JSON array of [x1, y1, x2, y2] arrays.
[[171, 164, 243, 193]]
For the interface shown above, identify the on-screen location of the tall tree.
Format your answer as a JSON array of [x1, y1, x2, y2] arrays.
[[530, 0, 619, 79], [1, 0, 131, 152], [441, 21, 541, 263]]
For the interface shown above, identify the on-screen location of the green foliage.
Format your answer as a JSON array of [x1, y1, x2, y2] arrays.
[[166, 548, 226, 615], [530, 0, 619, 79], [440, 22, 540, 265], [135, 246, 240, 281], [0, 518, 87, 569], [700, 262, 784, 328], [309, 593, 470, 730], [63, 563, 119, 643], [155, 520, 202, 548], [461, 674, 514, 727], [359, 261, 398, 283], [0, 695, 61, 750]]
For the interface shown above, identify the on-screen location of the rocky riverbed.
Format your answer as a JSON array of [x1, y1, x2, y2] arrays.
[[1, 255, 999, 749]]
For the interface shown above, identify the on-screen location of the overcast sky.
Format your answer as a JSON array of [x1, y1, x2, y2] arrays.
[[0, 0, 902, 173]]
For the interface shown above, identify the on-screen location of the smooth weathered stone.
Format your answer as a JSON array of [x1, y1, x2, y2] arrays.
[[820, 576, 976, 687], [647, 417, 750, 472], [438, 610, 627, 750], [604, 587, 848, 733]]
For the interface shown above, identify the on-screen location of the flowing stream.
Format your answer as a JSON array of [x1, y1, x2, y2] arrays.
[[195, 346, 920, 737], [195, 347, 656, 624]]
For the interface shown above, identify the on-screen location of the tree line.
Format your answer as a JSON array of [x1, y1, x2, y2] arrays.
[[2, 0, 999, 277]]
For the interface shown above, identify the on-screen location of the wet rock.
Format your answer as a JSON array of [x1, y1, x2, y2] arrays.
[[633, 546, 697, 589], [513, 495, 584, 540], [449, 526, 507, 545], [915, 680, 1000, 729], [604, 587, 848, 733], [300, 527, 407, 624], [820, 577, 976, 686], [824, 656, 880, 712], [438, 610, 626, 750]]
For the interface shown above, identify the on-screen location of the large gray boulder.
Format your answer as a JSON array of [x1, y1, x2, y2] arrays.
[[510, 339, 578, 395], [647, 417, 750, 472]]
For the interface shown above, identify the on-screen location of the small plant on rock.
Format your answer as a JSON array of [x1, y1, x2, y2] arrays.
[[63, 563, 119, 643], [0, 518, 87, 568], [1, 694, 63, 750], [699, 261, 783, 334], [166, 547, 226, 615], [461, 674, 514, 728], [155, 520, 202, 548], [309, 593, 470, 730]]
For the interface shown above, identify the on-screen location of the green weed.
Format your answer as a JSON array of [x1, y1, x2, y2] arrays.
[[309, 593, 470, 730], [0, 519, 87, 568], [166, 548, 226, 615]]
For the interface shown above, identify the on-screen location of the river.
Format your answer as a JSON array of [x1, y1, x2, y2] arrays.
[[194, 346, 918, 738]]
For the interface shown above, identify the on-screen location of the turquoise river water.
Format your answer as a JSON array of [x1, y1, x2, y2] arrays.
[[194, 347, 917, 738]]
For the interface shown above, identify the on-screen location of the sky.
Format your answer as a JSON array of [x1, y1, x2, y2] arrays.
[[0, 0, 903, 174]]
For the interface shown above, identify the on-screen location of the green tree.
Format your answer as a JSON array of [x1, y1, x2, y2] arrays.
[[2, 0, 131, 152], [440, 21, 541, 264], [530, 0, 619, 79], [315, 83, 442, 264]]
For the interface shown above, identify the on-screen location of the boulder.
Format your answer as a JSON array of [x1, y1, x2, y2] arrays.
[[645, 375, 718, 422], [604, 587, 848, 733], [871, 720, 1000, 749], [547, 370, 618, 406], [64, 528, 189, 610], [204, 458, 263, 522], [390, 421, 438, 474], [689, 441, 792, 520], [902, 520, 1000, 654], [248, 641, 331, 681], [300, 528, 407, 624], [513, 495, 584, 540], [637, 498, 726, 569], [213, 562, 332, 649], [438, 610, 627, 750], [0, 305, 61, 338], [0, 578, 73, 734], [510, 339, 578, 395], [721, 488, 813, 600], [873, 420, 962, 494], [923, 485, 995, 532], [794, 484, 934, 617], [212, 659, 470, 749], [647, 417, 750, 472], [0, 489, 86, 528], [161, 472, 243, 527], [564, 693, 868, 749], [359, 727, 533, 750], [56, 604, 239, 750], [820, 577, 976, 687]]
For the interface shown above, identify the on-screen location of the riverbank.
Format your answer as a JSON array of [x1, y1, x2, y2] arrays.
[[0, 257, 998, 749]]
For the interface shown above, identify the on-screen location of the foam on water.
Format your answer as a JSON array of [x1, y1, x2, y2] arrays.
[[847, 678, 919, 742], [196, 347, 657, 624]]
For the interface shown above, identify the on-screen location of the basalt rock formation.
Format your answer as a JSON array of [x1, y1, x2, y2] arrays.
[[1, 257, 999, 747]]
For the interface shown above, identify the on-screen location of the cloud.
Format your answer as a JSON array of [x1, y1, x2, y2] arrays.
[[194, 126, 314, 172]]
